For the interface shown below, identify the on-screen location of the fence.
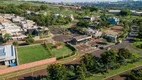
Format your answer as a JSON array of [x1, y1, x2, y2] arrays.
[[0, 57, 56, 75]]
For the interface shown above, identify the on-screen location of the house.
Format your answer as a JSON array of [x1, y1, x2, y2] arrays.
[[108, 17, 119, 25], [0, 22, 27, 40], [20, 20, 36, 30], [25, 10, 31, 15], [0, 45, 16, 66], [134, 11, 142, 16], [68, 14, 74, 20], [53, 14, 63, 18], [2, 14, 15, 20], [108, 10, 121, 14], [0, 22, 21, 35], [12, 16, 25, 23], [85, 28, 102, 38], [83, 16, 95, 21], [105, 34, 117, 42], [72, 35, 92, 44], [0, 16, 9, 23]]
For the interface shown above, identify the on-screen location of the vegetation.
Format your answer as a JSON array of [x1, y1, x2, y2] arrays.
[[44, 43, 74, 59], [119, 9, 132, 16], [40, 48, 141, 80], [3, 33, 12, 42], [123, 69, 142, 80], [17, 45, 52, 64], [25, 38, 35, 45], [13, 41, 18, 46]]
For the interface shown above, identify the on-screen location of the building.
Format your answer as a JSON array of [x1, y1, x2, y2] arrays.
[[108, 17, 119, 25], [108, 10, 121, 14], [0, 22, 22, 35], [53, 14, 64, 18], [0, 16, 9, 23], [20, 20, 36, 30], [12, 16, 25, 23], [0, 22, 27, 40], [72, 35, 92, 44], [0, 45, 16, 66], [68, 14, 74, 21], [83, 16, 95, 21]]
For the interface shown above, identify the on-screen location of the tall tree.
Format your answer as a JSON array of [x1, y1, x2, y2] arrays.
[[47, 64, 68, 80]]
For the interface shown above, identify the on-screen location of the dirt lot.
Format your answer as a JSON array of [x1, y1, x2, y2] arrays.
[[103, 26, 123, 35]]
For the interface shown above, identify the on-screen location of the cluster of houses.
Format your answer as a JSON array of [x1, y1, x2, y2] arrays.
[[53, 14, 75, 21], [70, 15, 120, 45], [0, 13, 49, 40]]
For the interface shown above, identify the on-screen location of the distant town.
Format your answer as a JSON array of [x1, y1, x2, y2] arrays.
[[0, 0, 142, 80]]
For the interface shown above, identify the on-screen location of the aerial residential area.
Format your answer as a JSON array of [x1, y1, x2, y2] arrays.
[[0, 0, 142, 80]]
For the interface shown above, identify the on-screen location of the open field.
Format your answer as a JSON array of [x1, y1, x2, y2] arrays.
[[17, 45, 52, 64], [17, 43, 74, 64], [46, 43, 73, 58]]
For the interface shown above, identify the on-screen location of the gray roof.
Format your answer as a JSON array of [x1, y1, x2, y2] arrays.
[[0, 45, 16, 61]]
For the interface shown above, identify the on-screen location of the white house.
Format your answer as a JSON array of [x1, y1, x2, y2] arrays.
[[83, 16, 95, 21]]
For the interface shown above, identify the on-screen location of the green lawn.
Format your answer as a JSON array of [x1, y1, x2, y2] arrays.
[[18, 43, 74, 64], [131, 42, 142, 50], [17, 45, 52, 64], [46, 43, 73, 58]]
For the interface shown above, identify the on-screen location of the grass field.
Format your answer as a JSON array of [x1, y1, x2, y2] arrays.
[[17, 43, 74, 64], [17, 45, 52, 64], [46, 43, 73, 58]]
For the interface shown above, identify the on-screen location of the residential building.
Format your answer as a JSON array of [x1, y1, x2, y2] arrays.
[[0, 45, 16, 66], [53, 14, 63, 18], [72, 35, 92, 44], [108, 10, 121, 14], [83, 16, 95, 21], [68, 14, 74, 20], [12, 16, 25, 23], [108, 17, 119, 25]]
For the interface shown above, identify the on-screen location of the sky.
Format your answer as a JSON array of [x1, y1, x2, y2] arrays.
[[28, 0, 138, 2], [37, 0, 118, 2]]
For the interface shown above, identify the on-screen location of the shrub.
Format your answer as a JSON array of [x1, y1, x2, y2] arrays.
[[13, 41, 18, 46], [26, 38, 34, 45]]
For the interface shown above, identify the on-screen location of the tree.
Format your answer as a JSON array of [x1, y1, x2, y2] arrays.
[[76, 66, 86, 80], [3, 33, 12, 42], [59, 6, 65, 11], [47, 64, 68, 80], [119, 9, 131, 16], [101, 50, 117, 72], [40, 5, 48, 10], [26, 38, 34, 45], [77, 20, 90, 28], [118, 48, 132, 59], [13, 41, 18, 47]]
